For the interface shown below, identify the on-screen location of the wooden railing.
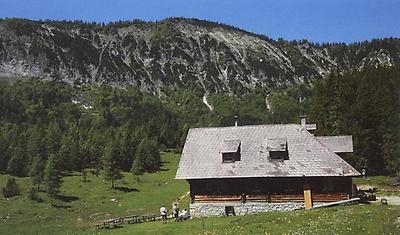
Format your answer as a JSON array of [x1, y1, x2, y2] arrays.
[[193, 193, 349, 203], [247, 194, 304, 202], [194, 195, 241, 202], [312, 193, 348, 202]]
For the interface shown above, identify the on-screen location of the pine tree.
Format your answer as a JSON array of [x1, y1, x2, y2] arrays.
[[145, 139, 161, 172], [131, 156, 144, 182], [0, 129, 10, 172], [44, 154, 62, 197], [29, 154, 45, 191], [117, 125, 135, 171], [136, 138, 161, 172], [7, 145, 27, 177], [26, 127, 43, 160], [102, 143, 123, 188], [2, 177, 20, 198], [67, 122, 81, 171], [58, 143, 70, 171], [45, 122, 61, 157]]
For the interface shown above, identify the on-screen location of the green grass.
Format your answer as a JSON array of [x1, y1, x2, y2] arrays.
[[353, 176, 400, 195], [1, 155, 399, 234], [353, 176, 396, 187], [0, 152, 189, 235], [99, 204, 400, 235]]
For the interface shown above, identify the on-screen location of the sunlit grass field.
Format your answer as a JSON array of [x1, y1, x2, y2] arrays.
[[0, 152, 189, 234], [108, 204, 400, 235]]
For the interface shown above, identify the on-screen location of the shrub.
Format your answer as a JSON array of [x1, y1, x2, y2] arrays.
[[2, 177, 21, 198]]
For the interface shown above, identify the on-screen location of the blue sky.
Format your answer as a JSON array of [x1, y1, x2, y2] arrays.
[[0, 0, 399, 43]]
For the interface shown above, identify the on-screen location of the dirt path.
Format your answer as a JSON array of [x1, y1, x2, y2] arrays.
[[375, 196, 400, 205], [178, 191, 190, 203]]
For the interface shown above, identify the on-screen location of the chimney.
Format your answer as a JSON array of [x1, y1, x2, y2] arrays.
[[234, 115, 238, 127], [300, 116, 307, 131]]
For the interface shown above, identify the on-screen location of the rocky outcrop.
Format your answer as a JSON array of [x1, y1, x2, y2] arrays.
[[0, 18, 399, 95]]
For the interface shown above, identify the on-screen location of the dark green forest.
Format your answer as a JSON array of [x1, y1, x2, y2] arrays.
[[0, 65, 399, 193], [309, 66, 400, 175]]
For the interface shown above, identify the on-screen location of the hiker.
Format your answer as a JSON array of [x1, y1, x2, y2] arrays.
[[160, 204, 167, 224], [172, 203, 179, 221], [180, 208, 190, 220], [241, 193, 246, 203]]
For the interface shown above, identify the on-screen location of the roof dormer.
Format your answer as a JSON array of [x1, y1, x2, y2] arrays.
[[266, 138, 288, 160], [221, 139, 241, 163]]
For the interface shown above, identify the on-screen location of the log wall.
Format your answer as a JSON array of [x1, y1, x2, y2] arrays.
[[189, 177, 352, 203]]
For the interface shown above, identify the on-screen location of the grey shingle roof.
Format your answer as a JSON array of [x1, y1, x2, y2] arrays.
[[315, 136, 353, 153], [175, 124, 360, 179]]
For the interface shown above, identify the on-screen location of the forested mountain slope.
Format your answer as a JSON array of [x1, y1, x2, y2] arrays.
[[0, 18, 399, 178]]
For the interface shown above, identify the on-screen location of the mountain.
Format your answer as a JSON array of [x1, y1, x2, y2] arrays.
[[0, 17, 399, 95]]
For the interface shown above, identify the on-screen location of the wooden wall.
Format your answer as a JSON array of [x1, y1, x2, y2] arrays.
[[188, 177, 352, 203]]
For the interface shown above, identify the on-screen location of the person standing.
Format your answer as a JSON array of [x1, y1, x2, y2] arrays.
[[172, 203, 179, 221], [160, 204, 167, 223], [181, 209, 190, 220]]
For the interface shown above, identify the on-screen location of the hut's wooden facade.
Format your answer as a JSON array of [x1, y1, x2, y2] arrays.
[[189, 177, 353, 204]]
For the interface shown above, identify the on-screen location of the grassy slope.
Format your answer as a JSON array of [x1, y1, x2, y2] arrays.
[[0, 152, 399, 235], [109, 204, 400, 235], [0, 152, 189, 235]]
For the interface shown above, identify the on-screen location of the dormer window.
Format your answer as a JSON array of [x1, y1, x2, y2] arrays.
[[266, 138, 288, 160], [221, 139, 241, 163]]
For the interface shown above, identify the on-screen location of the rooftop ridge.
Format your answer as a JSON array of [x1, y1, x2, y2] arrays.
[[189, 123, 298, 131]]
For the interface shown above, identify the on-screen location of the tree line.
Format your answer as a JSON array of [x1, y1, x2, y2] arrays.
[[1, 64, 399, 197]]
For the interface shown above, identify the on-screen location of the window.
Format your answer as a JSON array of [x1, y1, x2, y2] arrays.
[[222, 153, 236, 163], [270, 151, 287, 160]]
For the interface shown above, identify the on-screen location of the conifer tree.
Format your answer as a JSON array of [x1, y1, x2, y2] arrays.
[[136, 138, 161, 172], [26, 126, 44, 160], [131, 156, 144, 182], [7, 145, 27, 177], [29, 154, 45, 190], [44, 154, 62, 197], [59, 139, 71, 170], [2, 177, 20, 198], [0, 130, 8, 172], [67, 122, 81, 171], [45, 122, 61, 157], [102, 143, 123, 188]]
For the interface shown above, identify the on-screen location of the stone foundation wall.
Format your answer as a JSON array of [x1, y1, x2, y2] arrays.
[[190, 202, 305, 218]]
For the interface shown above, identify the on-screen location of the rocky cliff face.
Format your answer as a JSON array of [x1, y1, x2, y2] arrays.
[[0, 18, 399, 94]]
